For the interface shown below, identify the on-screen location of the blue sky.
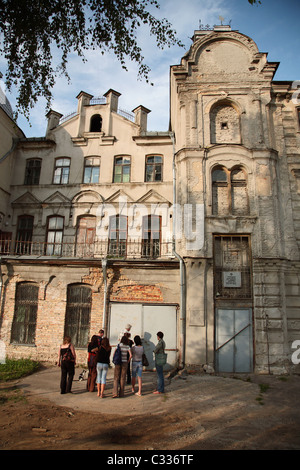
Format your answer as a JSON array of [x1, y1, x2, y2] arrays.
[[2, 0, 300, 137]]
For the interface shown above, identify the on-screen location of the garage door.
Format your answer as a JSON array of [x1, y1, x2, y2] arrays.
[[109, 303, 178, 370]]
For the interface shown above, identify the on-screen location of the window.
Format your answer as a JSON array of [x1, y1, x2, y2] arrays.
[[24, 159, 41, 185], [231, 168, 249, 215], [145, 155, 163, 182], [113, 156, 131, 183], [142, 215, 161, 258], [214, 235, 252, 300], [76, 216, 96, 257], [212, 166, 249, 216], [46, 216, 64, 255], [210, 103, 241, 144], [64, 284, 92, 348], [83, 157, 100, 183], [90, 114, 102, 132], [53, 158, 70, 184], [11, 282, 39, 345], [108, 215, 127, 257], [16, 215, 34, 254]]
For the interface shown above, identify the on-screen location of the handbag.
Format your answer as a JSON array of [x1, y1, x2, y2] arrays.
[[142, 353, 149, 367], [155, 352, 167, 366], [155, 343, 167, 366]]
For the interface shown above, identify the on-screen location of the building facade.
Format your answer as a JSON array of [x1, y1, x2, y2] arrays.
[[1, 25, 300, 373]]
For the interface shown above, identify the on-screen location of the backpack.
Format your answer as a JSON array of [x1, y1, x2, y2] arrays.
[[62, 345, 75, 363], [112, 344, 122, 365]]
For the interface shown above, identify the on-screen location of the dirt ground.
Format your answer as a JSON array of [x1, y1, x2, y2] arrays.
[[0, 365, 300, 451]]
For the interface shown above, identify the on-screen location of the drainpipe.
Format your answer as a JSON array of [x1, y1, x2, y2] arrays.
[[0, 257, 3, 303], [171, 132, 186, 369], [101, 258, 108, 332]]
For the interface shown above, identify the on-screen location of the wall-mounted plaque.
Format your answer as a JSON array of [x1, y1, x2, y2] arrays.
[[223, 271, 241, 288]]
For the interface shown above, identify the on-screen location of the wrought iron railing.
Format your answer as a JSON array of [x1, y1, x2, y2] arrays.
[[0, 238, 173, 260]]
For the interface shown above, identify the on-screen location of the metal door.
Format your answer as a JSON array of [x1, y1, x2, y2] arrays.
[[215, 308, 253, 373], [109, 302, 177, 370]]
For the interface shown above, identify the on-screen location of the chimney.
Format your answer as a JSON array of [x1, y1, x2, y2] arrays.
[[104, 89, 121, 113], [46, 109, 63, 135], [132, 105, 151, 133]]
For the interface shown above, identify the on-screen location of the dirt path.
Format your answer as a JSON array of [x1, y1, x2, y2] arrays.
[[0, 367, 299, 450]]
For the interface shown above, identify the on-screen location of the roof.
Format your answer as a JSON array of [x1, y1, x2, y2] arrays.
[[0, 84, 14, 119]]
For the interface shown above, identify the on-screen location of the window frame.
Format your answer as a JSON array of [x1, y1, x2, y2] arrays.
[[141, 214, 161, 258], [83, 156, 100, 184], [145, 155, 163, 182], [24, 159, 41, 185], [53, 157, 71, 185], [113, 155, 131, 183], [45, 215, 64, 256], [64, 284, 92, 348], [10, 282, 39, 345], [16, 215, 34, 254], [108, 214, 127, 257]]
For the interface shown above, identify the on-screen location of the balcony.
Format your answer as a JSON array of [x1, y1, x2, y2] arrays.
[[0, 238, 174, 261]]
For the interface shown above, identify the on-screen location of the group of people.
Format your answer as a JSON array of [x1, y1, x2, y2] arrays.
[[57, 324, 166, 397]]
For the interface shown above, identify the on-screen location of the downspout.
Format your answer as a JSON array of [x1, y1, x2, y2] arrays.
[[0, 257, 3, 304], [171, 132, 186, 369], [101, 258, 108, 332]]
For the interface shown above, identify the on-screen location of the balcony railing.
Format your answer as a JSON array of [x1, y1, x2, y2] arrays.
[[0, 239, 174, 260]]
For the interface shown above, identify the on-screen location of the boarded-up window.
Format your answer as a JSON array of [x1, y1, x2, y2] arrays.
[[64, 285, 92, 348], [214, 235, 252, 300], [212, 166, 249, 216], [212, 167, 229, 215], [210, 104, 241, 144], [11, 283, 39, 344], [231, 169, 249, 215]]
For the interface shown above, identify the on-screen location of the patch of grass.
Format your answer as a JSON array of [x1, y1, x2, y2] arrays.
[[0, 358, 40, 382], [0, 385, 26, 405], [259, 383, 270, 394], [278, 376, 288, 382]]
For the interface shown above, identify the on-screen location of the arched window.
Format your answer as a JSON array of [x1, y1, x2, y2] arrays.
[[212, 166, 249, 216], [90, 114, 102, 132], [210, 103, 241, 144], [231, 168, 249, 215], [11, 282, 39, 344], [212, 166, 229, 215], [64, 284, 92, 348]]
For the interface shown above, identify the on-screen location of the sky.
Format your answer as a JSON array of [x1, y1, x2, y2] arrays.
[[2, 0, 300, 137]]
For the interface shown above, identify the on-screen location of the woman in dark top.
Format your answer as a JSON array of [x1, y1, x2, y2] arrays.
[[96, 337, 112, 397], [87, 334, 100, 392], [58, 336, 76, 394]]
